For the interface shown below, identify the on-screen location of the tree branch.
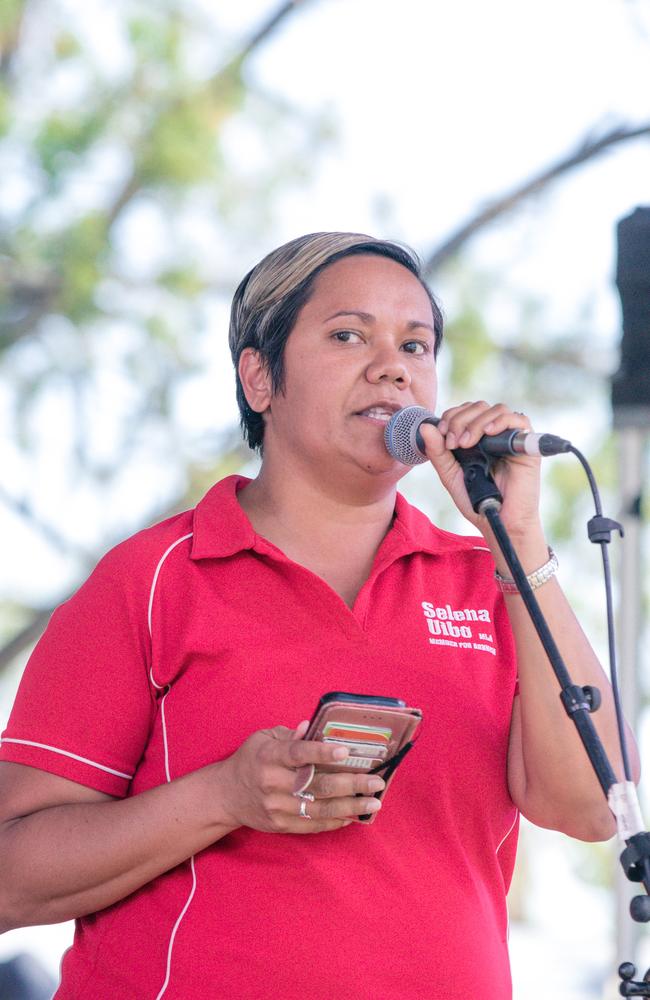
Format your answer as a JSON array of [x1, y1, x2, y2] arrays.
[[424, 121, 650, 276], [1, 0, 315, 350], [106, 0, 314, 232], [235, 0, 313, 64]]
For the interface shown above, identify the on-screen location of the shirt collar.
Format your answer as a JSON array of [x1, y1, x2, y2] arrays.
[[190, 474, 477, 561], [190, 475, 257, 560]]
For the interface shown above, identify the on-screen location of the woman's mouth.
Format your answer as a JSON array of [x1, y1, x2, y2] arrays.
[[355, 406, 400, 424]]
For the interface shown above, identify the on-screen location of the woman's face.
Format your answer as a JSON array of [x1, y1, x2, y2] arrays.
[[253, 253, 438, 488]]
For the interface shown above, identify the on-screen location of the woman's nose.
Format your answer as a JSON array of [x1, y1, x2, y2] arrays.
[[365, 347, 411, 386]]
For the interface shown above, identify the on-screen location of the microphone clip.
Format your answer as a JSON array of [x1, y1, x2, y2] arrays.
[[587, 515, 624, 544], [455, 448, 504, 515]]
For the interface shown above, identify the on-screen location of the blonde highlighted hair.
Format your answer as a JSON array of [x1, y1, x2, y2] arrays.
[[228, 231, 443, 451]]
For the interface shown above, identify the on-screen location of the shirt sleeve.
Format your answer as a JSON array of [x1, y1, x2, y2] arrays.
[[0, 541, 156, 797]]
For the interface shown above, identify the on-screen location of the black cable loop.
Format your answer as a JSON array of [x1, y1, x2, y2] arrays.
[[568, 443, 632, 783]]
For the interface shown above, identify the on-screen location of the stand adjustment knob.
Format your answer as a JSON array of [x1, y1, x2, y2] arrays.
[[582, 685, 601, 712], [618, 961, 650, 996], [631, 895, 650, 922], [620, 963, 637, 980], [560, 684, 602, 714]]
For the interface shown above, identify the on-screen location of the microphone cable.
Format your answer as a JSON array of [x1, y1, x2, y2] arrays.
[[567, 443, 633, 783]]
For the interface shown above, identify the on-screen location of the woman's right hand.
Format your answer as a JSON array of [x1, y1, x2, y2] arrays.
[[214, 723, 385, 834]]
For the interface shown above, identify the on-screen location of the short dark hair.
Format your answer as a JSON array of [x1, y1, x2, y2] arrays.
[[228, 232, 443, 451]]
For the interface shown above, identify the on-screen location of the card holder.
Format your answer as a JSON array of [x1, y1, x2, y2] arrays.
[[304, 695, 422, 824]]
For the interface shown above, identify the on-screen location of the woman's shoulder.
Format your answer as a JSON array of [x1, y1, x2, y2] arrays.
[[395, 492, 493, 559]]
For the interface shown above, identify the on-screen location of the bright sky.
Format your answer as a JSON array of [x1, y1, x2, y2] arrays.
[[2, 1, 650, 995]]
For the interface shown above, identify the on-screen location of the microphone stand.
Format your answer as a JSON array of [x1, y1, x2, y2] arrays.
[[458, 451, 650, 997]]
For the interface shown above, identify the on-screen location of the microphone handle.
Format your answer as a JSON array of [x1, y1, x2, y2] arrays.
[[414, 418, 570, 459]]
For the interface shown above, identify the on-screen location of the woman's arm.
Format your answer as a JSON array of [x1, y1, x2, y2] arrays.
[[421, 403, 641, 842], [0, 727, 383, 931], [497, 526, 640, 841]]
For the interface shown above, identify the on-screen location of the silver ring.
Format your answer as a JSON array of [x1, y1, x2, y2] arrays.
[[299, 798, 312, 820], [296, 790, 315, 802]]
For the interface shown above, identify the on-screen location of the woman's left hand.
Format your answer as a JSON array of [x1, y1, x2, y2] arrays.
[[418, 400, 542, 539]]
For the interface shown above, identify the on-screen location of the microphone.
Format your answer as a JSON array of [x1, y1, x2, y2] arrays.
[[384, 406, 571, 466]]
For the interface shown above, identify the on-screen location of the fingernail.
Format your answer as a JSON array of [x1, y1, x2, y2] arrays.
[[364, 799, 382, 812], [459, 430, 471, 445], [332, 746, 349, 760], [446, 433, 457, 449], [438, 420, 448, 434], [368, 778, 385, 792]]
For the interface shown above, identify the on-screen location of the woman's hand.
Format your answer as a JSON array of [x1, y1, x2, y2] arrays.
[[419, 400, 542, 540], [214, 722, 385, 834]]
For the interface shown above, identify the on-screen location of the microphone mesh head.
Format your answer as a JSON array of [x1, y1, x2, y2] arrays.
[[384, 406, 436, 465]]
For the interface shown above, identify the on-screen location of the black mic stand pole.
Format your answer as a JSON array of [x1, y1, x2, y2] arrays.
[[458, 453, 650, 997]]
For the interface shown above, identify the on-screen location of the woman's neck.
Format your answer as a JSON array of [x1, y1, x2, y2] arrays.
[[237, 462, 398, 605]]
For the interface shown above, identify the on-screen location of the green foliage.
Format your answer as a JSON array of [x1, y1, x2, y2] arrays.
[[444, 304, 498, 392], [53, 31, 81, 60], [0, 83, 10, 136], [0, 0, 329, 572], [51, 214, 110, 322], [128, 11, 184, 68], [138, 90, 228, 186], [35, 110, 107, 179], [158, 265, 205, 297], [0, 0, 24, 39]]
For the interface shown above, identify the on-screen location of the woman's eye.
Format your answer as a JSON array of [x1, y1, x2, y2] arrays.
[[402, 340, 428, 355], [332, 330, 363, 344]]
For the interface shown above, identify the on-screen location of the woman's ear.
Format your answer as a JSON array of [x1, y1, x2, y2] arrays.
[[239, 349, 272, 413]]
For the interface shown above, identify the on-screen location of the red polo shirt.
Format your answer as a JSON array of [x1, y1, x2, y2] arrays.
[[1, 475, 519, 999]]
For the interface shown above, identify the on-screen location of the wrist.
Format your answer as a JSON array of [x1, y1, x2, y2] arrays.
[[482, 523, 549, 578], [494, 546, 558, 594], [192, 761, 242, 836]]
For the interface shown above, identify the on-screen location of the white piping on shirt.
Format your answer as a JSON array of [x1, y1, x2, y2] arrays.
[[160, 690, 172, 784], [154, 856, 197, 1000], [147, 530, 197, 999], [147, 532, 194, 638], [495, 810, 519, 943], [495, 810, 519, 857], [0, 738, 133, 780]]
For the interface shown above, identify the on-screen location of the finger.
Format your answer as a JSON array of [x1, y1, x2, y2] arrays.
[[309, 770, 386, 799], [436, 401, 480, 436], [292, 764, 316, 795], [283, 793, 382, 824], [276, 738, 352, 770], [310, 794, 383, 822], [440, 400, 494, 448], [292, 720, 310, 740], [444, 403, 532, 449], [291, 817, 354, 834], [479, 408, 532, 436]]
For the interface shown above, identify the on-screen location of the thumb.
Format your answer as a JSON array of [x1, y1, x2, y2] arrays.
[[419, 422, 459, 482], [419, 422, 477, 524]]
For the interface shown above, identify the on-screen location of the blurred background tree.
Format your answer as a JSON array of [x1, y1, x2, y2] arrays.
[[0, 0, 334, 650]]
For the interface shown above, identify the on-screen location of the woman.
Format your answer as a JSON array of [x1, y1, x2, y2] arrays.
[[0, 232, 639, 998]]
